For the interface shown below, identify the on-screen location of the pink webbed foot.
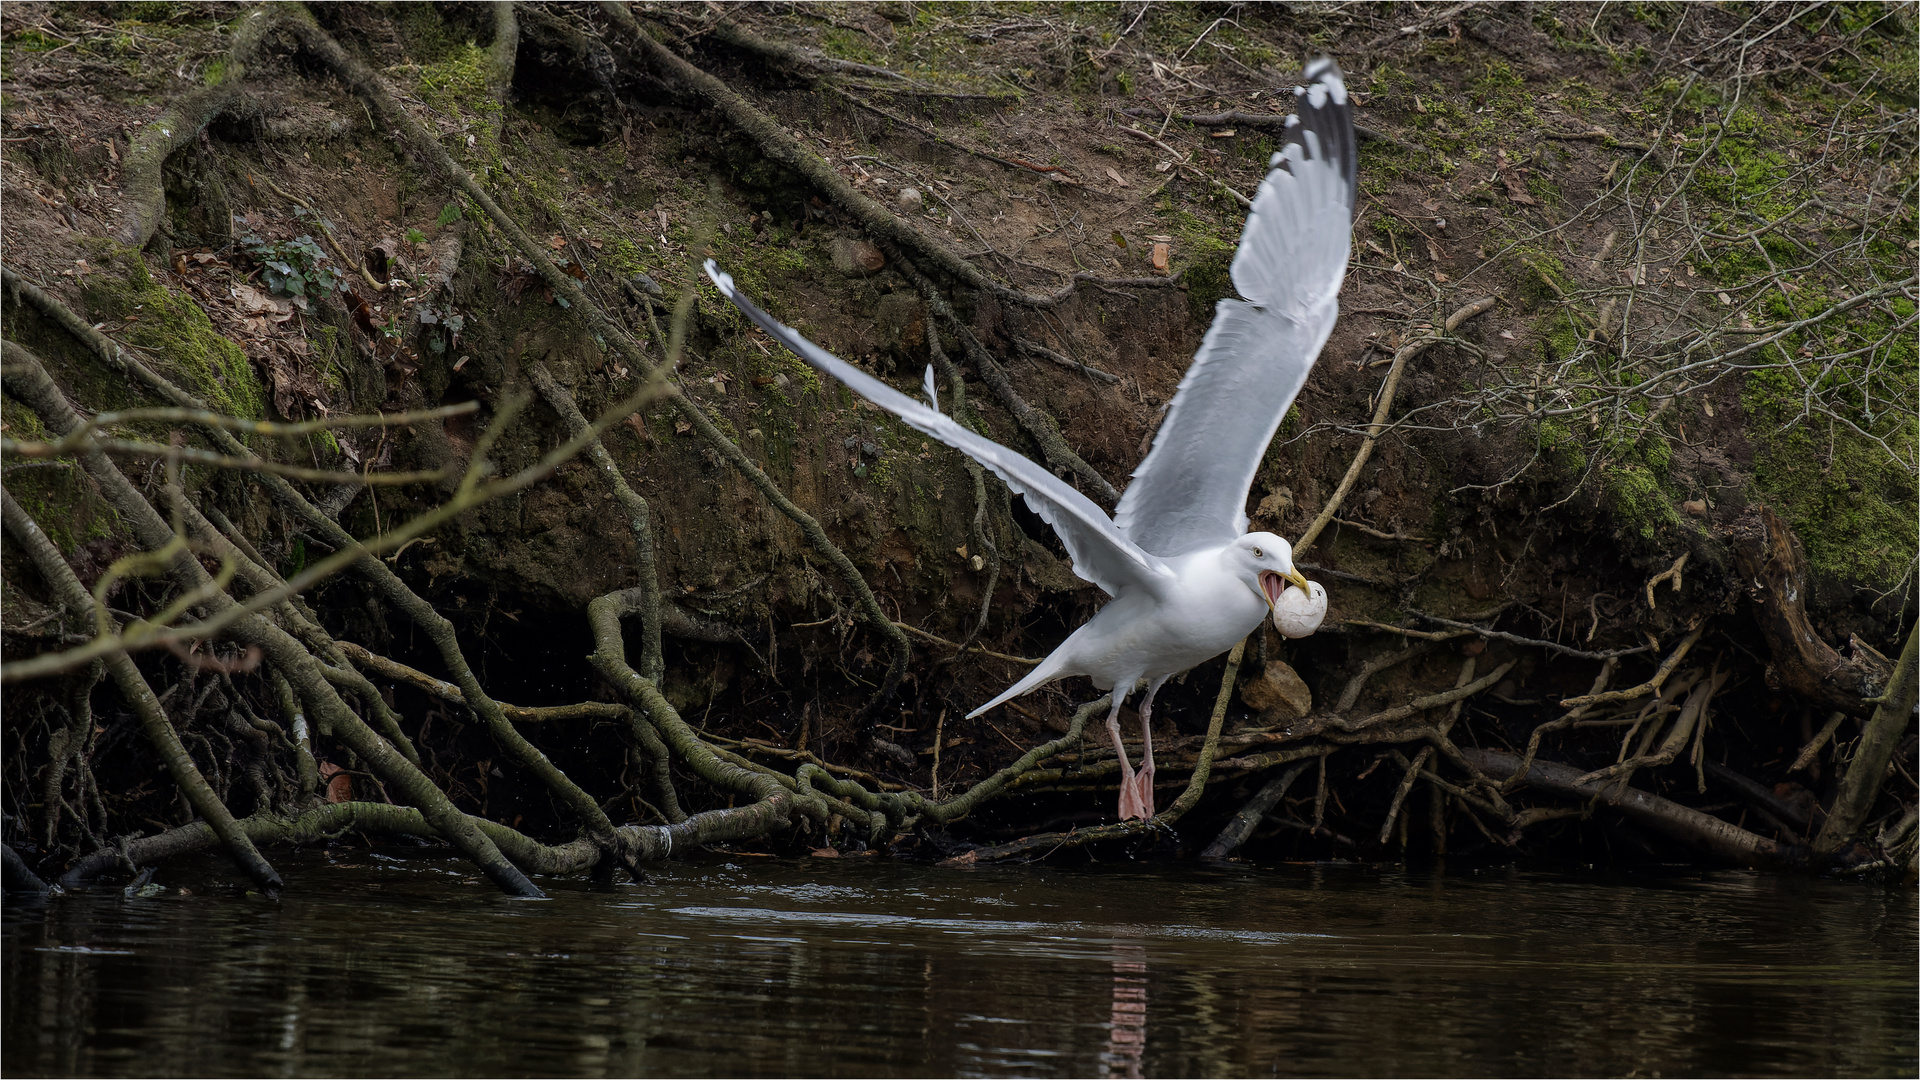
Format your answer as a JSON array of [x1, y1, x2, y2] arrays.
[[1133, 762, 1156, 819]]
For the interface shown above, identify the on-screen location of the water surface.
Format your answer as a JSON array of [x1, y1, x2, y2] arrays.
[[4, 852, 1913, 1077]]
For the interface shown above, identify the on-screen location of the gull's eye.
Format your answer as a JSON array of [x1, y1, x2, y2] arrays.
[[1251, 546, 1264, 558]]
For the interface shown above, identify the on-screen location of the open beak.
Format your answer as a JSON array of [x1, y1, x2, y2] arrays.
[[1258, 568, 1312, 612], [1257, 571, 1283, 613]]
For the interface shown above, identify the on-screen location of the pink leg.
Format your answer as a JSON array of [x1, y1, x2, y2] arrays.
[[1105, 692, 1144, 821], [1132, 677, 1169, 819]]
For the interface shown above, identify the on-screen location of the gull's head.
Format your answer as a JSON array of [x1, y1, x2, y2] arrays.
[[1235, 532, 1310, 613]]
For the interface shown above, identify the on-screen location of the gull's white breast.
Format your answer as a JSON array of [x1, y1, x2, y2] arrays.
[[1063, 548, 1270, 691]]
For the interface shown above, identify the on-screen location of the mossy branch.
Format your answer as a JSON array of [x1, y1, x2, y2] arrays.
[[2, 345, 544, 897], [2, 488, 284, 894]]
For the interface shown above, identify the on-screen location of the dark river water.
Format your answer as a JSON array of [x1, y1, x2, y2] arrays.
[[3, 851, 1914, 1077]]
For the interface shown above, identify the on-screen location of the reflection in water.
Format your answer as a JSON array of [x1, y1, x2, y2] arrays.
[[2, 854, 1914, 1077], [1103, 943, 1148, 1079]]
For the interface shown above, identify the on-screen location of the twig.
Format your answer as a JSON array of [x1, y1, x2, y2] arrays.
[[1378, 746, 1435, 845], [892, 621, 1040, 666], [1296, 296, 1496, 553], [1115, 124, 1250, 207], [1014, 337, 1121, 384], [1560, 626, 1705, 708], [1645, 551, 1689, 609], [1411, 612, 1655, 661], [1790, 710, 1848, 773]]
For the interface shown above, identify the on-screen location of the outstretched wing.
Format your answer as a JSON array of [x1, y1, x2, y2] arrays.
[[1113, 57, 1355, 558], [705, 262, 1169, 598]]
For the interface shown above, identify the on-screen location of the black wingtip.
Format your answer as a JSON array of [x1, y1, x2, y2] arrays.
[[1284, 57, 1358, 219]]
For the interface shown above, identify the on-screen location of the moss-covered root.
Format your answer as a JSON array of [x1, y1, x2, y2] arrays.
[[12, 261, 621, 871], [587, 589, 802, 849], [0, 488, 285, 894], [3, 844, 51, 895], [1815, 626, 1918, 857], [57, 790, 804, 887], [1, 344, 543, 898], [484, 1, 518, 94], [530, 361, 664, 682], [275, 2, 911, 730], [118, 85, 255, 250]]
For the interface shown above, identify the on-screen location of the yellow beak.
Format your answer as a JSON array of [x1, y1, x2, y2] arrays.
[[1284, 567, 1310, 593]]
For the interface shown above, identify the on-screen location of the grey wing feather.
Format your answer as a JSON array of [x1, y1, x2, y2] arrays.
[[1115, 58, 1354, 557], [704, 262, 1167, 598], [1113, 300, 1333, 556]]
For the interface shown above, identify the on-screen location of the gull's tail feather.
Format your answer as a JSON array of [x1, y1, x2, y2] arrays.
[[966, 650, 1078, 719]]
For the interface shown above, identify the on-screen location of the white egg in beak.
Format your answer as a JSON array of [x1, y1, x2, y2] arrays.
[[1272, 581, 1328, 639]]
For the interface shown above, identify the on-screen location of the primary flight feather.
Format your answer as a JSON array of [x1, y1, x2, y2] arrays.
[[705, 57, 1354, 821]]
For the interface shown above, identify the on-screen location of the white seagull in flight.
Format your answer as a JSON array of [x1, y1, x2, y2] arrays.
[[706, 57, 1353, 821]]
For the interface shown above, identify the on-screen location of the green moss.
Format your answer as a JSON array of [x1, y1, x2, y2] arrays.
[[1515, 253, 1573, 312], [2, 398, 121, 552], [417, 42, 499, 118], [1743, 363, 1918, 587], [600, 235, 650, 278], [79, 241, 266, 420], [1601, 459, 1681, 540], [1172, 211, 1237, 320]]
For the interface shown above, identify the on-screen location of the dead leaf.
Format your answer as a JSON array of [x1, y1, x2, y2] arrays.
[[624, 414, 647, 438], [1151, 242, 1169, 274], [1104, 166, 1129, 188], [232, 283, 293, 318], [1502, 170, 1537, 206], [674, 420, 692, 435], [548, 235, 567, 249]]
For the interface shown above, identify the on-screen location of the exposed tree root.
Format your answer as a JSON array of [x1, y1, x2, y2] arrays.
[[267, 5, 914, 730], [2, 488, 283, 893], [3, 343, 544, 898]]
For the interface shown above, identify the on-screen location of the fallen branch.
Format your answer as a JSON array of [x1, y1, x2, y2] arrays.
[[1815, 625, 1918, 855], [335, 642, 628, 724], [1466, 748, 1811, 869], [1200, 761, 1314, 859]]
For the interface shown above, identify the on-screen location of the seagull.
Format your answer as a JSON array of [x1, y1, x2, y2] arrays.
[[705, 57, 1353, 821]]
